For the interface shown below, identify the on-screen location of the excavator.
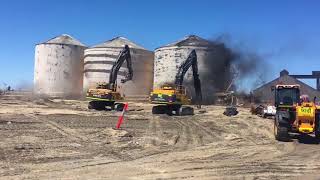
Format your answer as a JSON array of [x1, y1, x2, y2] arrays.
[[86, 45, 133, 111], [150, 50, 202, 115], [273, 84, 320, 141]]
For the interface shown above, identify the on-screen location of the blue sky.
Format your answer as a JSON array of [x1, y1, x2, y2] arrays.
[[1, 0, 320, 90]]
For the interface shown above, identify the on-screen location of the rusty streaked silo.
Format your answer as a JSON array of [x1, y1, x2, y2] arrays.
[[154, 35, 232, 103], [34, 34, 86, 98], [83, 37, 154, 98]]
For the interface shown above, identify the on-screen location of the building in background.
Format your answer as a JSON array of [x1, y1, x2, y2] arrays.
[[252, 70, 320, 103]]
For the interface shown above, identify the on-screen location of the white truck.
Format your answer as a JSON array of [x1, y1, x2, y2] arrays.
[[262, 105, 276, 118]]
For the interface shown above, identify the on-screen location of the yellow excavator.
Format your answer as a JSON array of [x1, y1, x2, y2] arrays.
[[86, 45, 133, 111], [273, 84, 320, 141], [150, 50, 202, 115]]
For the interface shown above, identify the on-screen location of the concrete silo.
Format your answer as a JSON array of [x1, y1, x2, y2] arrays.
[[154, 35, 232, 104], [34, 34, 86, 98], [83, 37, 154, 98]]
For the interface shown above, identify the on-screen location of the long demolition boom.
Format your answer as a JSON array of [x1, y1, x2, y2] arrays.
[[108, 45, 133, 90], [174, 50, 202, 107]]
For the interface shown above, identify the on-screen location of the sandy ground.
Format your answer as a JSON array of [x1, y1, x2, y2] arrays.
[[0, 94, 320, 179]]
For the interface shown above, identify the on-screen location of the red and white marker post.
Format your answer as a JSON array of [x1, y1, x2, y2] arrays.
[[116, 103, 129, 129]]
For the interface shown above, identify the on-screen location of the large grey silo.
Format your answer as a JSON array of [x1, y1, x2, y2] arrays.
[[34, 34, 86, 98], [83, 37, 154, 97], [154, 35, 232, 104]]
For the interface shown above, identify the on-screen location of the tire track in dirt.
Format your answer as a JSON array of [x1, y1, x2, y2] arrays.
[[176, 116, 320, 178], [190, 116, 221, 139], [28, 114, 143, 163], [26, 114, 89, 142], [144, 115, 164, 146], [173, 116, 220, 148], [144, 143, 304, 179], [154, 116, 164, 146], [269, 142, 320, 177], [140, 113, 305, 179], [147, 115, 156, 145], [176, 119, 199, 148], [172, 117, 193, 149]]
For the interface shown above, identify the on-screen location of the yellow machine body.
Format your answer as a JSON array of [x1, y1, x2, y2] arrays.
[[274, 84, 320, 141], [295, 102, 319, 134], [86, 83, 122, 102], [150, 85, 191, 105]]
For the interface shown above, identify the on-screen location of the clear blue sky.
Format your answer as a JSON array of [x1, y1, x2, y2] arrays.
[[1, 0, 320, 89]]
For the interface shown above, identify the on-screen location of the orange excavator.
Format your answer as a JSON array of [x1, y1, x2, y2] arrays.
[[273, 84, 320, 141]]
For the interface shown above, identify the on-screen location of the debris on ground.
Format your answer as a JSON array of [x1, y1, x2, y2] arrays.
[[223, 106, 238, 116]]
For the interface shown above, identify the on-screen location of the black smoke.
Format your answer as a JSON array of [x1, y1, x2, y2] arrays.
[[185, 35, 268, 104], [213, 35, 268, 92]]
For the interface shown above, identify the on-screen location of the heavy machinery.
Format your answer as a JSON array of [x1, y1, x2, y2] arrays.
[[86, 45, 133, 111], [150, 50, 202, 115], [273, 84, 320, 141]]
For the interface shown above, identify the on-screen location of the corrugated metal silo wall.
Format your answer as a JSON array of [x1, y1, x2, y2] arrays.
[[122, 49, 154, 97], [34, 44, 85, 98], [154, 46, 231, 104], [83, 47, 154, 97]]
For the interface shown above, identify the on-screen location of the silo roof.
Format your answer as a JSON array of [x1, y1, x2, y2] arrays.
[[40, 34, 86, 47], [92, 36, 146, 50], [158, 35, 214, 48]]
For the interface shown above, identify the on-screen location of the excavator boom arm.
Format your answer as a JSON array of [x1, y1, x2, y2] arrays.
[[174, 50, 202, 106], [108, 45, 133, 89]]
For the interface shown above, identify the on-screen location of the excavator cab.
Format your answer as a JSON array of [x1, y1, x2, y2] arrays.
[[274, 85, 300, 107], [150, 84, 191, 105]]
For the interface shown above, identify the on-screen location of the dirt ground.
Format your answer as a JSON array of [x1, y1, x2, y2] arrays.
[[0, 94, 320, 179]]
